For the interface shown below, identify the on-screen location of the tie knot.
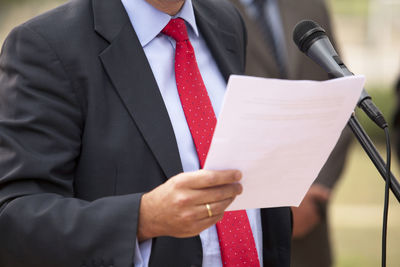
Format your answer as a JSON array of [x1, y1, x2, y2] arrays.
[[162, 18, 189, 42]]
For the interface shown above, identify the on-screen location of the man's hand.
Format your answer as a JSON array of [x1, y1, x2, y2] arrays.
[[291, 184, 330, 239], [137, 170, 243, 241]]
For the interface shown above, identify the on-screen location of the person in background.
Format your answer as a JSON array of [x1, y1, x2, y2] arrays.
[[229, 0, 353, 266]]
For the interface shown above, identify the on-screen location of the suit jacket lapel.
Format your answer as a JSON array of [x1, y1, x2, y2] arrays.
[[91, 0, 245, 182], [193, 0, 243, 81], [91, 1, 250, 265], [93, 0, 183, 179], [147, 3, 248, 265]]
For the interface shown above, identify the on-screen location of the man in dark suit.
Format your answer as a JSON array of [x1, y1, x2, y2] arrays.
[[230, 0, 353, 266], [0, 0, 291, 266]]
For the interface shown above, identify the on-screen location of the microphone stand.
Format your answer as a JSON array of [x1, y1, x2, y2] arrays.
[[348, 114, 400, 202]]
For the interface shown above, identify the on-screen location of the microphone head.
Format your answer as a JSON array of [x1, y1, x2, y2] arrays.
[[293, 20, 326, 53]]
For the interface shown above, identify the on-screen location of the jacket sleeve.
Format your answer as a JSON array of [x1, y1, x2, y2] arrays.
[[0, 25, 142, 267], [313, 126, 353, 189]]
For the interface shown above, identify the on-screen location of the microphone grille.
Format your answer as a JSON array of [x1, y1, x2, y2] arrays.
[[293, 20, 326, 52]]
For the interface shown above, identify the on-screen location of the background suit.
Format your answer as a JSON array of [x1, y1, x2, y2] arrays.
[[0, 0, 291, 266], [230, 0, 353, 266]]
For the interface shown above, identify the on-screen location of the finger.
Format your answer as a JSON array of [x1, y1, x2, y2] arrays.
[[175, 197, 237, 238], [311, 191, 330, 201], [174, 214, 224, 238], [195, 197, 235, 220], [182, 169, 242, 189], [196, 212, 226, 231], [308, 185, 331, 200], [190, 183, 242, 204]]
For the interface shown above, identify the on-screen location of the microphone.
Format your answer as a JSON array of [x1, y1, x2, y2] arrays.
[[292, 20, 387, 129]]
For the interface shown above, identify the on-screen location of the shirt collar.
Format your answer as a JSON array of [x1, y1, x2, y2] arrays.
[[121, 0, 199, 47]]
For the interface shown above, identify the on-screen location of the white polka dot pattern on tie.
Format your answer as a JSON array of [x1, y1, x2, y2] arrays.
[[162, 18, 261, 267], [216, 211, 260, 266], [162, 18, 216, 168]]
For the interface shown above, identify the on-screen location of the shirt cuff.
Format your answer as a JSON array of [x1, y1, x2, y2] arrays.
[[133, 238, 152, 267]]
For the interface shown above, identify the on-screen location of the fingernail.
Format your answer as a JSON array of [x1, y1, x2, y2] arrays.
[[235, 171, 242, 180]]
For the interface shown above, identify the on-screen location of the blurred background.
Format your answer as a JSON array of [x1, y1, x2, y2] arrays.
[[328, 1, 400, 266], [0, 0, 399, 266]]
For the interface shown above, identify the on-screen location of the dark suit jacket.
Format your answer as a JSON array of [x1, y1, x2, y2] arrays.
[[0, 0, 291, 266], [230, 0, 353, 266]]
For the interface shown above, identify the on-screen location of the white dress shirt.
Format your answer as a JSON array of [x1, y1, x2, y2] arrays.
[[120, 0, 263, 266]]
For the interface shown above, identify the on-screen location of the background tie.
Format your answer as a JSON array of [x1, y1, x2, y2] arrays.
[[253, 0, 288, 78], [162, 18, 261, 267]]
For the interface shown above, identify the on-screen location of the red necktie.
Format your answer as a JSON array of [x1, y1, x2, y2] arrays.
[[162, 18, 261, 267]]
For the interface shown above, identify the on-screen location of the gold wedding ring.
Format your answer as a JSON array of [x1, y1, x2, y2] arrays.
[[206, 203, 213, 217]]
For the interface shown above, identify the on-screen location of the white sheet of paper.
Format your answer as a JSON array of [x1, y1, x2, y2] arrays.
[[204, 75, 365, 211]]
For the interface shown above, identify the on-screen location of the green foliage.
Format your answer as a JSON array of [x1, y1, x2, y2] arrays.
[[354, 87, 396, 144], [334, 227, 400, 267], [0, 0, 27, 5], [331, 144, 400, 267], [329, 0, 370, 17]]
